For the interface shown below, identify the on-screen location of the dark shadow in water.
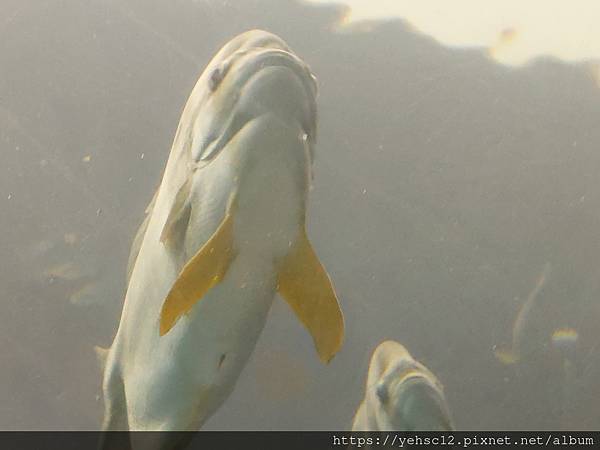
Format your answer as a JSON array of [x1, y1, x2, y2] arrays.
[[1, 0, 600, 431]]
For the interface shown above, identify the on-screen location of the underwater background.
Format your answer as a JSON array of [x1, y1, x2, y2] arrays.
[[2, 0, 600, 430]]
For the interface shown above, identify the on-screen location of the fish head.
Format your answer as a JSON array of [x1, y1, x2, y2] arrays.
[[158, 30, 321, 256], [176, 30, 318, 171], [374, 364, 453, 431]]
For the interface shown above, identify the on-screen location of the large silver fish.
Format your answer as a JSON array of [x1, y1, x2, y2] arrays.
[[352, 341, 453, 432], [98, 30, 344, 432]]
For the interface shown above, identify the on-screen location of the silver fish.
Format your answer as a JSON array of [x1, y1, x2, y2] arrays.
[[352, 340, 453, 432], [98, 30, 344, 433]]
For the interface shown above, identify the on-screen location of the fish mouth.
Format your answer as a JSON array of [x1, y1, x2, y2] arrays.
[[190, 38, 318, 164], [388, 369, 432, 394], [385, 366, 444, 403], [385, 375, 452, 431], [220, 47, 317, 108]]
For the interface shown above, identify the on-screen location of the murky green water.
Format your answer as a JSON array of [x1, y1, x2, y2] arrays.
[[2, 0, 599, 431]]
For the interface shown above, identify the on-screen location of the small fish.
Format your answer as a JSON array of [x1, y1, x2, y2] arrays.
[[488, 27, 519, 58], [331, 6, 352, 31], [494, 262, 551, 365], [352, 341, 453, 432], [43, 262, 83, 282]]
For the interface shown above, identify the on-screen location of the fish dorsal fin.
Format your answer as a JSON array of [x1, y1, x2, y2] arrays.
[[159, 209, 237, 336], [277, 227, 344, 363], [160, 177, 193, 247], [126, 188, 159, 283]]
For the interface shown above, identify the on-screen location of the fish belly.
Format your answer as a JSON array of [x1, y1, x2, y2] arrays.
[[121, 253, 276, 430]]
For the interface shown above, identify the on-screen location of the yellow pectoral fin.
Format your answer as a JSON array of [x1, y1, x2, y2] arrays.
[[277, 228, 344, 363], [159, 212, 236, 336]]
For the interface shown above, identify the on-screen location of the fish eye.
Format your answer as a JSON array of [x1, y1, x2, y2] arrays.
[[375, 383, 389, 404], [208, 67, 223, 92]]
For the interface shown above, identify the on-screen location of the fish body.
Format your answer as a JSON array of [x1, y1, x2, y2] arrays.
[[100, 30, 343, 433], [352, 341, 453, 432]]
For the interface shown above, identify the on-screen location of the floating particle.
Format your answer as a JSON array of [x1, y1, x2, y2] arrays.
[[64, 233, 78, 245]]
